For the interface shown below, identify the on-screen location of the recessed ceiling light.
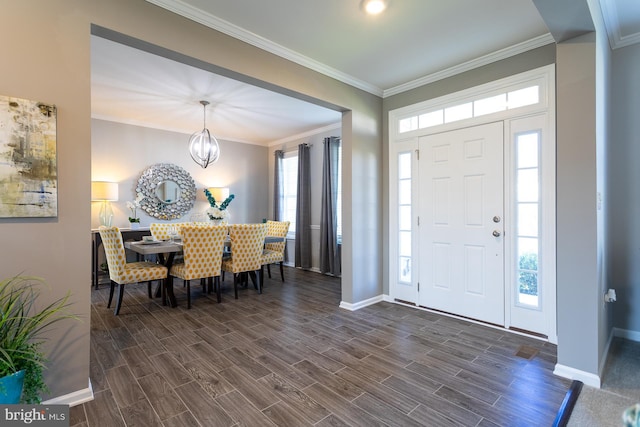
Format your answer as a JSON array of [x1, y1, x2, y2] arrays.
[[362, 0, 387, 15]]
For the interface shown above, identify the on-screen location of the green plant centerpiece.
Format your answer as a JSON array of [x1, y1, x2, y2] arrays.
[[0, 276, 77, 404], [204, 189, 234, 222]]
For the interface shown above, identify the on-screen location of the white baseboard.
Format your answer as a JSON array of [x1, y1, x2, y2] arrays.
[[42, 378, 94, 406], [340, 294, 384, 311], [613, 327, 640, 342], [553, 364, 601, 388], [382, 294, 393, 302]]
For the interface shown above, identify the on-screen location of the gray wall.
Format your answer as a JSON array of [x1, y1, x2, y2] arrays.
[[91, 119, 269, 227], [610, 42, 640, 333], [556, 33, 600, 376], [1, 0, 382, 400], [268, 126, 342, 272]]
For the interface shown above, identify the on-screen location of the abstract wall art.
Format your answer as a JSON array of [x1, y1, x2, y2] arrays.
[[0, 95, 57, 218]]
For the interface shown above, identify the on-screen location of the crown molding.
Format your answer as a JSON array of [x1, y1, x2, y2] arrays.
[[599, 0, 640, 49], [146, 1, 558, 99], [383, 33, 556, 97], [145, 0, 383, 96]]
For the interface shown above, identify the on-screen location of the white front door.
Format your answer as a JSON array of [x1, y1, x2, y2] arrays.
[[418, 122, 505, 325]]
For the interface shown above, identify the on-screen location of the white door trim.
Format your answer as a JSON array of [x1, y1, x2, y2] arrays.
[[389, 64, 556, 341]]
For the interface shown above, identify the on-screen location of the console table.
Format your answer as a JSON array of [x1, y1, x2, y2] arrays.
[[91, 227, 152, 289]]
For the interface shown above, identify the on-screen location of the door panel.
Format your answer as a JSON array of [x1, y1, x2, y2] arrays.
[[418, 122, 504, 325]]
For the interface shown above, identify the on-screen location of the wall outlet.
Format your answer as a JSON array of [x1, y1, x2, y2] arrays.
[[604, 288, 617, 303]]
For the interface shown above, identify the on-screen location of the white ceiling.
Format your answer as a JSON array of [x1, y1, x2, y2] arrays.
[[91, 0, 640, 146], [91, 36, 342, 146]]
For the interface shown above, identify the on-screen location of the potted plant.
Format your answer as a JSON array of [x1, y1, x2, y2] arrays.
[[127, 194, 144, 230], [0, 276, 77, 404], [204, 189, 234, 225]]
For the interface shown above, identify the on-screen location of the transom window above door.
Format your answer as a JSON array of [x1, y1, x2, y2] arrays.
[[398, 85, 540, 134]]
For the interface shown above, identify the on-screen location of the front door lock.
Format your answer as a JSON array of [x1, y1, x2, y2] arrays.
[[493, 216, 501, 223]]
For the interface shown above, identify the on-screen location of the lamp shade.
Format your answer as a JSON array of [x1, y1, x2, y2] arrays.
[[207, 187, 229, 202], [91, 181, 119, 201]]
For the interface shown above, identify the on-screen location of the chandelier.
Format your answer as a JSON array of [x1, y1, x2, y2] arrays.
[[188, 100, 219, 168]]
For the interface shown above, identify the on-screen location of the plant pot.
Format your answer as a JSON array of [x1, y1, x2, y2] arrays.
[[0, 370, 25, 404], [130, 222, 140, 230]]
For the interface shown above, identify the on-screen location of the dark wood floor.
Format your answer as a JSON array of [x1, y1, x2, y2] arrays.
[[72, 267, 570, 427]]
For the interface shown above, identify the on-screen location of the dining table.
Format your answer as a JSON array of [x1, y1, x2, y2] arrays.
[[125, 235, 285, 308], [125, 240, 182, 307]]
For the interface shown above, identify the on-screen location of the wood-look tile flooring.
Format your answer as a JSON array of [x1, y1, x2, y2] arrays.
[[72, 267, 570, 427]]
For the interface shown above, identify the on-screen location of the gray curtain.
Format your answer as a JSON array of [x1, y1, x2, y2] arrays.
[[273, 150, 284, 221], [320, 137, 341, 276], [295, 143, 312, 269]]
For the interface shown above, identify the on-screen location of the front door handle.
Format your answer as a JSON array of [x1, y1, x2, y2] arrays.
[[492, 230, 501, 237]]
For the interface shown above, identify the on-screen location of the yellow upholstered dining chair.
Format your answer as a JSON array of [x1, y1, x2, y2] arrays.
[[222, 223, 268, 299], [261, 220, 290, 282], [150, 223, 185, 241], [169, 224, 227, 308], [98, 226, 168, 315]]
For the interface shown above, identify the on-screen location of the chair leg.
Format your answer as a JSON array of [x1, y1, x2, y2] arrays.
[[107, 280, 116, 308], [114, 283, 125, 315], [215, 276, 222, 303], [201, 278, 206, 294], [279, 262, 285, 282], [233, 274, 239, 299], [186, 280, 191, 309], [260, 266, 264, 289], [267, 264, 272, 279]]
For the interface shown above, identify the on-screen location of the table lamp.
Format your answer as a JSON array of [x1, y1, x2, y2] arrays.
[[207, 187, 230, 202], [91, 181, 118, 226]]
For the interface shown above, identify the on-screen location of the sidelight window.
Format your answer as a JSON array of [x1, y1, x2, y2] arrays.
[[397, 152, 412, 284], [515, 131, 541, 307]]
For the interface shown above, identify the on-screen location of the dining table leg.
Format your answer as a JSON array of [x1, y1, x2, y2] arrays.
[[157, 252, 178, 307]]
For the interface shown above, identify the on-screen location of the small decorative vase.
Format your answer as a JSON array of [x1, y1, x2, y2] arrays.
[[210, 219, 222, 226], [130, 222, 140, 230], [0, 370, 25, 404]]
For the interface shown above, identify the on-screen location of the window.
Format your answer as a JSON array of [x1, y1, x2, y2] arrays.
[[515, 130, 541, 307], [397, 151, 412, 284], [282, 152, 298, 236], [398, 84, 541, 134]]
